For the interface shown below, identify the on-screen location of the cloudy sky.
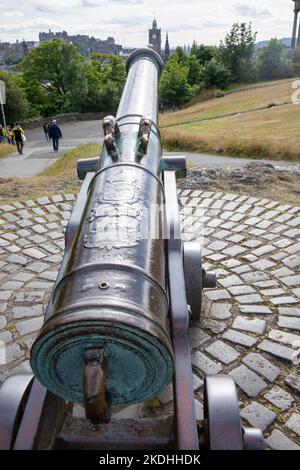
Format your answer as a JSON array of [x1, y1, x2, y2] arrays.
[[0, 0, 296, 47]]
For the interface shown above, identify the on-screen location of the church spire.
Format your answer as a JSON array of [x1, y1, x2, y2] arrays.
[[164, 32, 170, 63]]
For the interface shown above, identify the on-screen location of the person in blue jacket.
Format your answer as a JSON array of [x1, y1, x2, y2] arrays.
[[48, 119, 62, 152]]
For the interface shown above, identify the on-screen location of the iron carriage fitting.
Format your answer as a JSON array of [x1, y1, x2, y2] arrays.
[[0, 48, 264, 451]]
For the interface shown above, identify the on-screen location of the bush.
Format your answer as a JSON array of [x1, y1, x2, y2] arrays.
[[215, 89, 225, 98], [201, 58, 232, 89]]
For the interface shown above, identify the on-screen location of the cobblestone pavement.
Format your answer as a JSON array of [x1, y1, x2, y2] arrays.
[[0, 190, 299, 449]]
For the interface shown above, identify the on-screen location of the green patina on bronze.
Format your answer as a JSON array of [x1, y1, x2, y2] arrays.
[[31, 320, 173, 405]]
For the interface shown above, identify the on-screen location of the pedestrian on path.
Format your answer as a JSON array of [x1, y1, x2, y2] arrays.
[[48, 119, 62, 152], [6, 126, 12, 144], [13, 123, 26, 155], [10, 126, 16, 146], [43, 122, 49, 141], [0, 125, 6, 144]]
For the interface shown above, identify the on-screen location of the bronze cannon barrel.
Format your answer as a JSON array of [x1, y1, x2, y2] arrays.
[[30, 49, 174, 410]]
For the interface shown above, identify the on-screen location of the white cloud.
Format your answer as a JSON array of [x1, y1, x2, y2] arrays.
[[0, 0, 295, 47], [3, 11, 24, 17], [81, 0, 144, 5], [32, 0, 79, 8], [234, 3, 272, 18]]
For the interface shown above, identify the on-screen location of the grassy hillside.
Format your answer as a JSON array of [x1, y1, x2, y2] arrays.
[[160, 78, 300, 162]]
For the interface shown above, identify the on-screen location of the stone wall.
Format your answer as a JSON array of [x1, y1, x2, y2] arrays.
[[23, 112, 111, 129]]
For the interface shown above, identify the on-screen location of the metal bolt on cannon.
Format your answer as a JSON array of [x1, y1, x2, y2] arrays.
[[0, 49, 264, 451]]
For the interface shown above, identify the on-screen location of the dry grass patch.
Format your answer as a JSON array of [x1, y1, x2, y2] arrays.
[[162, 103, 300, 162], [0, 144, 15, 158]]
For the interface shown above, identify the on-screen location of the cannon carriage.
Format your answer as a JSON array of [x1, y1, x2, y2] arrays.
[[0, 49, 264, 451]]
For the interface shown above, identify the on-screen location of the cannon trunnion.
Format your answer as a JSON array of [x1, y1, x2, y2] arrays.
[[0, 49, 264, 451]]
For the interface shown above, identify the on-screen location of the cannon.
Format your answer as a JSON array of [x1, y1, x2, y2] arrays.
[[0, 49, 264, 451]]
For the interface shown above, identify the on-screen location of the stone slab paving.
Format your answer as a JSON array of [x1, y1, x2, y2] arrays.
[[0, 189, 299, 449]]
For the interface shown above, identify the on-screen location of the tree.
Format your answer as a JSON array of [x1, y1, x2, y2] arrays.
[[20, 40, 90, 116], [219, 23, 257, 82], [190, 43, 216, 66], [257, 39, 293, 80], [0, 71, 29, 124], [89, 53, 126, 112], [19, 41, 126, 117], [292, 46, 300, 75], [159, 54, 193, 107], [201, 59, 232, 89], [187, 54, 202, 86], [174, 47, 189, 66]]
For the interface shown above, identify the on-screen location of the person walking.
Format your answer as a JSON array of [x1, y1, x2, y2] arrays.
[[43, 122, 49, 141], [13, 123, 25, 155], [0, 125, 6, 144], [6, 126, 12, 144], [10, 126, 16, 146], [48, 119, 62, 152]]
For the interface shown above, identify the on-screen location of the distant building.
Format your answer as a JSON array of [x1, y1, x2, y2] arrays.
[[148, 19, 171, 64], [39, 30, 122, 56], [1, 22, 172, 67], [149, 19, 162, 56], [0, 39, 36, 64], [119, 47, 137, 59]]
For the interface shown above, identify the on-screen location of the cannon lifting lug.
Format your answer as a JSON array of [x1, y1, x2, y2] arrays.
[[137, 115, 152, 159], [83, 347, 112, 425], [103, 116, 120, 161]]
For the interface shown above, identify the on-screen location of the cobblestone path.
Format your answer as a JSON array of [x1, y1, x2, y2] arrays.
[[0, 190, 299, 449]]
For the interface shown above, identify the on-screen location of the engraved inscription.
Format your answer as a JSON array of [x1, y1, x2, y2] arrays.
[[84, 172, 148, 251], [102, 181, 137, 203]]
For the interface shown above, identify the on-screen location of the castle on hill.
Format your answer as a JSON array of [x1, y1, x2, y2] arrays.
[[0, 19, 172, 66]]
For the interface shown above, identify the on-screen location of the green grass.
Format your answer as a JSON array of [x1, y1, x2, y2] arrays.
[[0, 144, 101, 204], [40, 143, 101, 177], [0, 144, 15, 158], [160, 78, 300, 162]]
